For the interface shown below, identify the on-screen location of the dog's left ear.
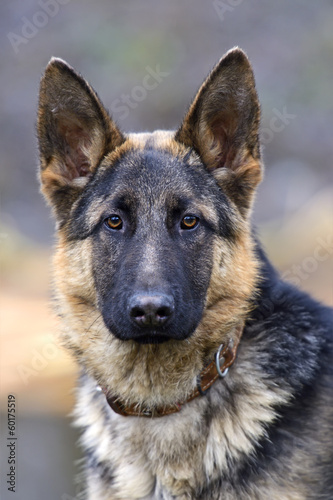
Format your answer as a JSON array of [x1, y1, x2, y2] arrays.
[[175, 47, 262, 215], [37, 57, 124, 222]]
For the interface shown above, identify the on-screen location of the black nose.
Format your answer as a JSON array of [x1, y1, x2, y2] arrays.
[[129, 294, 174, 328]]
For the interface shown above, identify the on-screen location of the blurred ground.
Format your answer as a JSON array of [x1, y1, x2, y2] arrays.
[[0, 227, 76, 415], [0, 1, 332, 499]]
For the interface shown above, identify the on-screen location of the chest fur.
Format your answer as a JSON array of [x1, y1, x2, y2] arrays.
[[75, 352, 289, 499]]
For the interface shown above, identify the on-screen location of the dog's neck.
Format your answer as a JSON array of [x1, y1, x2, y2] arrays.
[[98, 323, 244, 418]]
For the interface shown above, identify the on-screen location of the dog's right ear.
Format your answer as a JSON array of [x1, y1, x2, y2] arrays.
[[37, 58, 124, 222], [175, 48, 262, 217]]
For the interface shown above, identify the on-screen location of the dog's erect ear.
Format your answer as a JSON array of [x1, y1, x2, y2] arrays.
[[37, 58, 124, 221], [175, 48, 262, 216]]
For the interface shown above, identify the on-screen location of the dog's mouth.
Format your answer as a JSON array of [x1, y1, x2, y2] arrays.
[[103, 314, 199, 344], [132, 334, 171, 345]]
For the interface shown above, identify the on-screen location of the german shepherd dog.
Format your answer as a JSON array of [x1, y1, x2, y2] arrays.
[[37, 48, 333, 499]]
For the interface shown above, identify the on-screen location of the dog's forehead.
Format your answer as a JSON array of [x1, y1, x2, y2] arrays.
[[75, 131, 223, 232], [98, 131, 209, 200]]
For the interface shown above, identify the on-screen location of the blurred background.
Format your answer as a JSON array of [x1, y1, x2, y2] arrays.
[[0, 1, 332, 498]]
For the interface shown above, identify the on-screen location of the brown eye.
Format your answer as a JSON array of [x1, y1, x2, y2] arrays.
[[105, 215, 123, 230], [181, 215, 199, 230]]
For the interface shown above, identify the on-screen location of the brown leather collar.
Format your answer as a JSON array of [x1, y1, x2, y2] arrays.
[[99, 324, 243, 418]]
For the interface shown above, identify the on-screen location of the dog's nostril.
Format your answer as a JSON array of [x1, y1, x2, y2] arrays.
[[131, 307, 146, 320], [156, 307, 170, 320], [129, 295, 174, 328]]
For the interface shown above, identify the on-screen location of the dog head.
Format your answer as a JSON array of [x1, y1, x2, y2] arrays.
[[37, 48, 262, 405]]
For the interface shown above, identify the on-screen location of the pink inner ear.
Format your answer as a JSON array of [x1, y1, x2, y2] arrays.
[[58, 120, 92, 179]]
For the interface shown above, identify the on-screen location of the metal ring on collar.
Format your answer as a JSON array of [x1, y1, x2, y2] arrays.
[[215, 344, 229, 378]]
